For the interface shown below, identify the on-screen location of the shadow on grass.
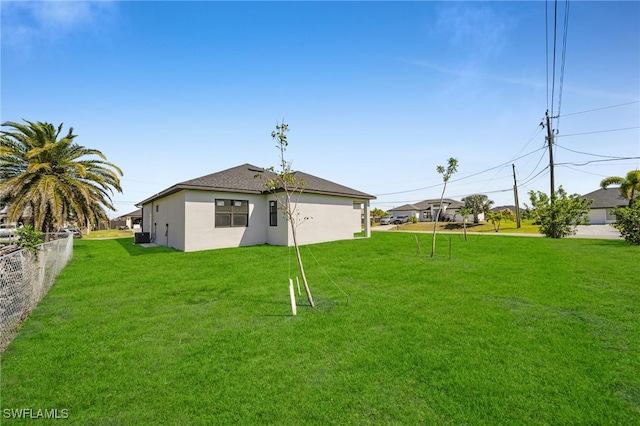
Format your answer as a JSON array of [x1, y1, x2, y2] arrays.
[[571, 238, 634, 247], [114, 237, 178, 256], [443, 222, 482, 230]]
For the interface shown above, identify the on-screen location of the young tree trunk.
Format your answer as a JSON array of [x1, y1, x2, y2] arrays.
[[431, 183, 448, 257], [290, 220, 314, 308]]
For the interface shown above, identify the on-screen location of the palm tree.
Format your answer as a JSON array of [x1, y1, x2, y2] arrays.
[[0, 120, 123, 233], [600, 170, 640, 207], [461, 194, 494, 224]]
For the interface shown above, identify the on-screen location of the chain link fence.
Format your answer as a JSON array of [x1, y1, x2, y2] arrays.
[[0, 236, 74, 352]]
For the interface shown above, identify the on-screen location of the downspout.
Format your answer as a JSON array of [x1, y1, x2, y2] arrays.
[[151, 201, 155, 242], [364, 199, 371, 238], [165, 223, 169, 247]]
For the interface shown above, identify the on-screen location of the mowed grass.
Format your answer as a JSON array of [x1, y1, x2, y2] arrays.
[[83, 229, 134, 239], [1, 233, 639, 424], [394, 219, 541, 234]]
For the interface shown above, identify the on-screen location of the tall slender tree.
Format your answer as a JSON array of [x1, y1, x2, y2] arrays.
[[0, 120, 123, 233], [431, 158, 458, 257], [262, 122, 315, 308], [459, 206, 473, 241], [600, 170, 640, 207]]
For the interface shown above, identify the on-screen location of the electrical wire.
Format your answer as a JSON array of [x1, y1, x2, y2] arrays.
[[550, 0, 558, 117], [556, 126, 640, 138], [559, 164, 622, 178], [520, 166, 550, 188], [556, 158, 640, 167], [518, 146, 549, 184], [556, 0, 570, 127], [545, 0, 550, 112], [555, 144, 639, 159], [373, 146, 547, 197], [560, 101, 640, 118]]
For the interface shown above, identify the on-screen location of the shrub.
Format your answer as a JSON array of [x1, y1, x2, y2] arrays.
[[611, 202, 640, 245], [528, 186, 592, 238], [486, 209, 515, 232], [15, 225, 44, 257]]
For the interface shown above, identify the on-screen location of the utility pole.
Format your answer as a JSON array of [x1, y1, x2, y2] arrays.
[[545, 110, 555, 199], [545, 110, 557, 237], [512, 164, 521, 228]]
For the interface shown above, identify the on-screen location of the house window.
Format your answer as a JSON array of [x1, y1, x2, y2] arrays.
[[269, 201, 278, 226], [156, 205, 159, 212], [215, 199, 249, 228]]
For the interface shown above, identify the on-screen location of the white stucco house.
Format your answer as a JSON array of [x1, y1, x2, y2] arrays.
[[388, 198, 469, 222], [582, 188, 628, 224], [136, 164, 375, 252]]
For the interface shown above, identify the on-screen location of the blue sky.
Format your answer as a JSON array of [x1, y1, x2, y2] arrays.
[[2, 1, 639, 217]]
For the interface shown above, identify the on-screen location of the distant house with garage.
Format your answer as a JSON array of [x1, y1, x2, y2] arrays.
[[388, 198, 468, 222], [136, 163, 375, 252], [110, 209, 142, 230], [582, 188, 628, 224]]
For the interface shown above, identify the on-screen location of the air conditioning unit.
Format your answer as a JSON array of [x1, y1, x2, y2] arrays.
[[134, 232, 151, 244]]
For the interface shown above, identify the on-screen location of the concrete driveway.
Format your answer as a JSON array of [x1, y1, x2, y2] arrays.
[[568, 225, 622, 239]]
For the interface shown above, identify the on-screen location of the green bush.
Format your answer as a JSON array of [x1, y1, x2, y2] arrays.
[[528, 186, 592, 238], [612, 202, 640, 245], [15, 225, 44, 256]]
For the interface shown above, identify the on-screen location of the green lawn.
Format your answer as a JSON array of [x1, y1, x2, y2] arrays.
[[1, 233, 639, 424], [393, 219, 541, 234], [83, 229, 135, 239]]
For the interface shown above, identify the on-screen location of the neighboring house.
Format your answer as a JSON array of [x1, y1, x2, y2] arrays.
[[136, 163, 375, 252], [0, 204, 32, 227], [582, 188, 628, 225], [389, 198, 467, 222], [111, 209, 142, 230]]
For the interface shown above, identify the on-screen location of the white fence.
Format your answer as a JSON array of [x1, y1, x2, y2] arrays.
[[0, 236, 74, 351]]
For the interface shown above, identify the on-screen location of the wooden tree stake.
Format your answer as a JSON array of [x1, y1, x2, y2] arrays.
[[289, 279, 297, 316]]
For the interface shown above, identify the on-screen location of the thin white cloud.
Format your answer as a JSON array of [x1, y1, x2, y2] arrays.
[[1, 1, 118, 50], [408, 59, 636, 102], [408, 59, 546, 90], [434, 4, 509, 60]]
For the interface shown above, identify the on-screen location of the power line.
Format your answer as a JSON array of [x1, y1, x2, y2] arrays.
[[520, 166, 550, 188], [556, 0, 570, 126], [546, 0, 550, 112], [373, 146, 546, 197], [560, 101, 640, 118], [556, 157, 640, 167], [519, 146, 549, 184], [555, 144, 638, 159], [550, 0, 559, 116], [556, 126, 640, 138], [560, 165, 621, 178]]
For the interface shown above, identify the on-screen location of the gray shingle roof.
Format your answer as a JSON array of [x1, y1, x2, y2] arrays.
[[137, 163, 375, 206], [389, 198, 463, 212], [116, 209, 142, 219], [582, 188, 629, 209]]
